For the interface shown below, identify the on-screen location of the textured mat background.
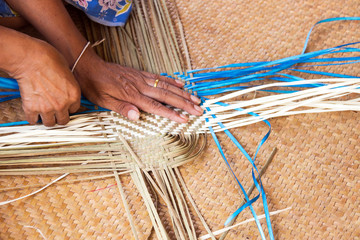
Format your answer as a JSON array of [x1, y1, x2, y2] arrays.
[[1, 0, 360, 239]]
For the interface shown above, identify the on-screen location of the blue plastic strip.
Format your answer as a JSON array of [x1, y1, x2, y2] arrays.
[[0, 95, 20, 103], [205, 113, 267, 239], [302, 17, 360, 54], [0, 77, 19, 89], [206, 99, 273, 236], [0, 91, 20, 96], [0, 120, 29, 127]]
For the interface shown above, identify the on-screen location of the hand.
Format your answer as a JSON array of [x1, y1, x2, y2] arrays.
[[74, 50, 203, 123], [11, 39, 81, 126]]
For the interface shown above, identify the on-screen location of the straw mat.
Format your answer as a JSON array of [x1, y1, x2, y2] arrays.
[[1, 0, 360, 239]]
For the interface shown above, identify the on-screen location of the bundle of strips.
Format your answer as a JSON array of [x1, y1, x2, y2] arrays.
[[82, 0, 191, 74], [1, 2, 360, 238]]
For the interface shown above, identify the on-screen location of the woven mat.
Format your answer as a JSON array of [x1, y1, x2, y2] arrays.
[[1, 1, 360, 239]]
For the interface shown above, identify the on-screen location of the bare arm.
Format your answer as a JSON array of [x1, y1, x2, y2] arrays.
[[6, 0, 203, 123], [0, 25, 80, 126]]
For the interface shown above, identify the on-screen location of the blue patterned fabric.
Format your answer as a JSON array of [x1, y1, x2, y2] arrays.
[[0, 0, 132, 26], [0, 1, 17, 17], [64, 0, 132, 26]]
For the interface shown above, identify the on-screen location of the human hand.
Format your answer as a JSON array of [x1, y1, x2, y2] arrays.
[[74, 51, 203, 123], [11, 39, 81, 126]]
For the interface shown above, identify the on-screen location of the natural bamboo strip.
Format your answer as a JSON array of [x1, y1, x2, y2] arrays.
[[82, 127, 202, 239], [149, 166, 185, 239], [131, 168, 170, 239], [0, 172, 69, 205], [201, 79, 360, 131], [166, 0, 192, 71], [199, 207, 292, 240], [100, 112, 140, 240], [0, 173, 130, 192], [165, 167, 195, 239], [175, 167, 216, 240], [117, 133, 197, 239], [203, 79, 360, 106], [168, 168, 197, 238], [82, 0, 189, 74], [23, 226, 48, 240], [112, 162, 139, 240], [0, 135, 204, 175]]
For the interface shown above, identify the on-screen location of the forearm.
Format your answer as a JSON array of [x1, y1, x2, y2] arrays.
[[6, 0, 89, 69], [0, 25, 36, 74]]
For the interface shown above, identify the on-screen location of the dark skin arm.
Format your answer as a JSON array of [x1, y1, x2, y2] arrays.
[[6, 0, 203, 124], [0, 25, 80, 126]]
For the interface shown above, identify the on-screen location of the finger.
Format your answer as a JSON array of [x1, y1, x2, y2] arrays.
[[144, 72, 184, 88], [55, 109, 70, 125], [24, 111, 39, 125], [155, 80, 201, 104], [143, 86, 203, 116], [133, 94, 189, 123], [107, 97, 140, 121], [158, 75, 185, 88], [40, 112, 56, 127], [69, 100, 81, 113]]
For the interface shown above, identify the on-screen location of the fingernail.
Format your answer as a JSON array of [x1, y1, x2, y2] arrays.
[[176, 79, 184, 86], [194, 105, 203, 114], [128, 110, 139, 121], [191, 95, 201, 104], [179, 114, 188, 122]]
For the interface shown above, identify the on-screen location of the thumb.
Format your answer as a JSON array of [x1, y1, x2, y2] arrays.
[[108, 98, 140, 121]]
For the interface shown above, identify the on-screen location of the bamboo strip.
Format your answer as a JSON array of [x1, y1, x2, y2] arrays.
[[0, 172, 69, 205], [199, 207, 292, 240], [0, 173, 130, 192]]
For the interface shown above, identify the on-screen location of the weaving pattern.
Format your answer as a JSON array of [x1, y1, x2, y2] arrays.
[[1, 0, 360, 239]]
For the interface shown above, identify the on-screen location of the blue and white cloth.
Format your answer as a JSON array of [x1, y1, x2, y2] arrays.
[[0, 0, 132, 27], [0, 1, 17, 17]]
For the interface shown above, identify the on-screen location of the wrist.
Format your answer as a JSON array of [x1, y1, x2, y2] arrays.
[[73, 45, 105, 81]]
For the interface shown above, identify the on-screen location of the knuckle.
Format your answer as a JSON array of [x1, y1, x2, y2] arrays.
[[69, 94, 80, 106], [178, 99, 194, 111], [40, 106, 53, 115], [57, 116, 70, 125], [71, 101, 81, 111], [53, 100, 68, 112], [160, 82, 170, 90], [122, 81, 137, 94], [150, 100, 163, 110], [183, 91, 192, 99], [159, 89, 170, 99], [23, 104, 36, 113], [115, 102, 128, 114], [67, 88, 80, 101], [69, 89, 80, 101], [75, 85, 81, 96], [22, 100, 36, 111], [54, 104, 65, 113]]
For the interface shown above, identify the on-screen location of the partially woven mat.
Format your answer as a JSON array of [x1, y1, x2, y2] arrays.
[[1, 1, 360, 240]]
